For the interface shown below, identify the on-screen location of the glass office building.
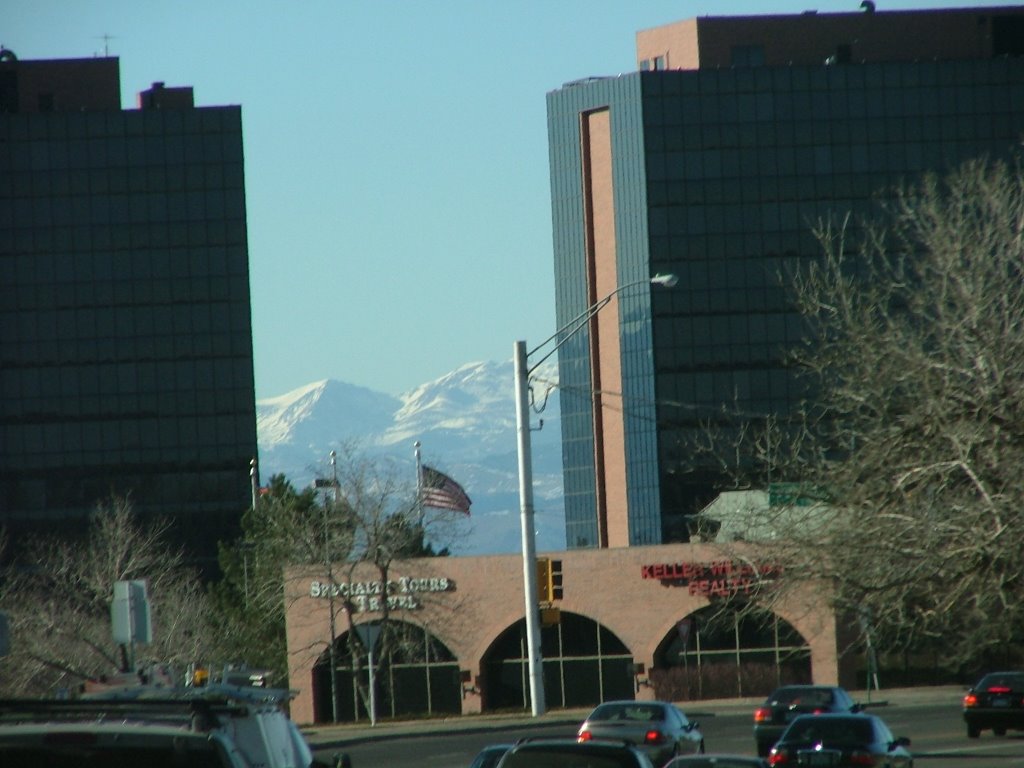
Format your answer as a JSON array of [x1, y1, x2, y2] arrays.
[[0, 55, 258, 571], [546, 7, 1024, 550]]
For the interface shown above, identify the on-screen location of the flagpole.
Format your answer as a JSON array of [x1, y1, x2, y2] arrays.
[[414, 441, 423, 525]]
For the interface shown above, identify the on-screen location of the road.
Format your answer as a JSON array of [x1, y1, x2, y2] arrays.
[[307, 695, 1024, 768]]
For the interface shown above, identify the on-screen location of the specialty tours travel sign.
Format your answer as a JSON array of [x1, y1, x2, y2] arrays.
[[641, 559, 783, 597], [309, 575, 453, 613]]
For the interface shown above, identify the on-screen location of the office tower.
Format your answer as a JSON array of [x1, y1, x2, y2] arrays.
[[546, 7, 1024, 550], [0, 52, 258, 571]]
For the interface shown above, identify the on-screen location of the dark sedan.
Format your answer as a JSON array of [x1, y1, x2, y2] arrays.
[[962, 670, 1024, 738], [753, 686, 863, 757], [767, 713, 912, 768], [578, 700, 704, 766], [498, 738, 654, 768]]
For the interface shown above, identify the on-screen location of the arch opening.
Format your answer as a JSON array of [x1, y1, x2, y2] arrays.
[[480, 611, 634, 712], [651, 604, 811, 701], [311, 619, 460, 723]]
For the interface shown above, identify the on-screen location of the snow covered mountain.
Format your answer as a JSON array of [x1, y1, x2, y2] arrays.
[[256, 360, 566, 555]]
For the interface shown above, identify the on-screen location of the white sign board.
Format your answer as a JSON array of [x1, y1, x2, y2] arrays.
[[111, 579, 152, 644]]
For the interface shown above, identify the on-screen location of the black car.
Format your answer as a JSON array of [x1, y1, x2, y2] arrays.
[[767, 713, 912, 768], [962, 670, 1024, 738], [497, 737, 654, 768], [753, 686, 863, 757]]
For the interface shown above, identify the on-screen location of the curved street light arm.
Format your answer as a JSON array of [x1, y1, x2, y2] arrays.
[[513, 271, 676, 717], [526, 274, 677, 375]]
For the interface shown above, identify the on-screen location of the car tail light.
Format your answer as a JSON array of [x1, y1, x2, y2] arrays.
[[767, 749, 789, 765], [754, 706, 772, 722], [964, 693, 978, 707], [988, 686, 1012, 694], [644, 729, 667, 745], [577, 730, 592, 743]]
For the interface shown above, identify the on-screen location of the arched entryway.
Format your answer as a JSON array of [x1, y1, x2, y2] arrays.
[[312, 619, 461, 723], [481, 611, 635, 712], [651, 605, 811, 701]]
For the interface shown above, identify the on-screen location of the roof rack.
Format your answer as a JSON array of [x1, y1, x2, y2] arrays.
[[0, 698, 234, 732], [81, 682, 296, 706]]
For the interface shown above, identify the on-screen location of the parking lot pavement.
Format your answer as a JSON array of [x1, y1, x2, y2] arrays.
[[301, 686, 963, 748]]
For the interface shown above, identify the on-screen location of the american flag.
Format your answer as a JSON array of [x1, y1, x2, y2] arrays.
[[420, 465, 472, 515]]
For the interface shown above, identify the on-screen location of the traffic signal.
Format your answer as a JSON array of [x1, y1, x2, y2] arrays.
[[536, 558, 552, 602], [536, 558, 563, 602], [551, 559, 563, 600]]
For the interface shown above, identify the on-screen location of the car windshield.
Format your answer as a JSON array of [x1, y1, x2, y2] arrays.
[[772, 688, 835, 707], [589, 704, 664, 723], [784, 718, 873, 745]]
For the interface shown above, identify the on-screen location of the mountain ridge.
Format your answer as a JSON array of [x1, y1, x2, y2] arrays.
[[256, 359, 565, 555]]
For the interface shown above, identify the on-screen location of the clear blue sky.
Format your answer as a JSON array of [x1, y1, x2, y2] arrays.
[[7, 0, 1018, 399]]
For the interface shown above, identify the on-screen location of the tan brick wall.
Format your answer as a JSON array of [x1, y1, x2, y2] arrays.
[[637, 9, 1024, 71], [284, 543, 841, 724]]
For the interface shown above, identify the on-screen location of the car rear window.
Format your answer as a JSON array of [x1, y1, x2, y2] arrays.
[[785, 718, 872, 744], [590, 704, 664, 722], [502, 749, 637, 768], [979, 673, 1024, 690], [771, 688, 834, 707]]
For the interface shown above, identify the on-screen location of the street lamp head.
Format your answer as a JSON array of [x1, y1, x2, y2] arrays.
[[651, 273, 678, 288]]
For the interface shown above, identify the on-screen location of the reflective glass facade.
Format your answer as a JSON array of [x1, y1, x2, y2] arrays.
[[0, 65, 257, 570], [547, 56, 1024, 549]]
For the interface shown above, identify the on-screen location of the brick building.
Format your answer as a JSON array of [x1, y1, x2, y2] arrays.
[[284, 543, 842, 724]]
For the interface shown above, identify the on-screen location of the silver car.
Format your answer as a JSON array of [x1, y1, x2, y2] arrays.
[[577, 700, 705, 766]]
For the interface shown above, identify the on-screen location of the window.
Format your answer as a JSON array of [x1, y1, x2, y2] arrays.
[[731, 45, 765, 68]]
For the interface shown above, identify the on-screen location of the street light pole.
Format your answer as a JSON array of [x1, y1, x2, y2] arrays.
[[514, 273, 677, 717], [514, 339, 545, 716]]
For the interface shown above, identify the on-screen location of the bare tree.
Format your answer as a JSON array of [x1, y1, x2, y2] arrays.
[[217, 444, 457, 718], [208, 474, 332, 680], [676, 157, 1024, 675], [323, 445, 452, 721], [0, 495, 217, 696], [717, 156, 1024, 674]]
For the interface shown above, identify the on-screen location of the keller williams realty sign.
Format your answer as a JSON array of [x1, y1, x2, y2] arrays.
[[641, 559, 783, 598]]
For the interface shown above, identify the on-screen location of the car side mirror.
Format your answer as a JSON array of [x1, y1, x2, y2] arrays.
[[891, 737, 911, 749], [687, 721, 699, 731], [851, 703, 864, 713]]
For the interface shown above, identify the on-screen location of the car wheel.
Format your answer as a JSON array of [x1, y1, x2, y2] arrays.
[[967, 725, 980, 739], [994, 727, 1006, 736]]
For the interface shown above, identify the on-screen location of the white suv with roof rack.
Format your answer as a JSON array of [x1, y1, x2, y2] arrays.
[[0, 683, 347, 768]]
